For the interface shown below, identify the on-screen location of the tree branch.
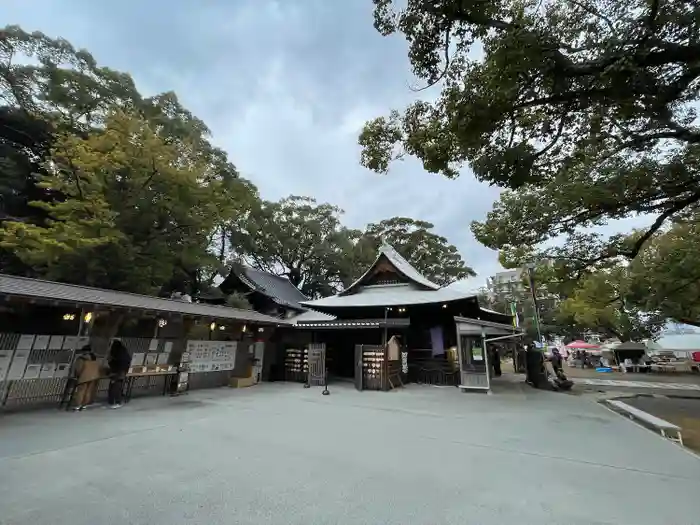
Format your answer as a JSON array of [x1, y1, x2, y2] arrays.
[[622, 192, 700, 258], [411, 23, 453, 91]]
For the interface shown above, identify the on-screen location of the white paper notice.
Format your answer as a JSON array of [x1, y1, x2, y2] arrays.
[[0, 349, 14, 381], [39, 363, 57, 378], [33, 335, 50, 350], [49, 335, 65, 350], [17, 335, 35, 351], [7, 350, 30, 379], [23, 364, 41, 379]]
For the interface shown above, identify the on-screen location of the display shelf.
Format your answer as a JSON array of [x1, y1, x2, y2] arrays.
[[361, 347, 385, 391]]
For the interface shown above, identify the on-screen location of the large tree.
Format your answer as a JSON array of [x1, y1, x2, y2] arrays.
[[227, 196, 360, 298], [359, 217, 475, 286], [359, 1, 700, 308], [557, 265, 665, 341], [626, 222, 700, 328], [0, 110, 243, 294], [0, 25, 252, 295]]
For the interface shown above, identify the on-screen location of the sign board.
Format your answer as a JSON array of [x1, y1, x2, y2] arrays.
[[185, 340, 237, 373]]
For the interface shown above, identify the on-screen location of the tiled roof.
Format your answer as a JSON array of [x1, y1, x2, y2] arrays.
[[340, 244, 441, 295], [0, 274, 290, 325], [290, 309, 337, 324], [302, 283, 476, 309], [237, 267, 308, 310]]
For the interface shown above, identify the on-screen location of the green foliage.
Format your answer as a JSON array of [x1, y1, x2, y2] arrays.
[[361, 1, 700, 326], [226, 292, 253, 311], [228, 200, 474, 297], [478, 277, 566, 340], [0, 24, 477, 302], [0, 25, 251, 295], [626, 221, 700, 328], [228, 196, 358, 298], [558, 268, 664, 341], [360, 217, 475, 286], [1, 110, 243, 293]]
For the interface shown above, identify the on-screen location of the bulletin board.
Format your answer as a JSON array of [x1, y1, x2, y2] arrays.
[[184, 340, 237, 373]]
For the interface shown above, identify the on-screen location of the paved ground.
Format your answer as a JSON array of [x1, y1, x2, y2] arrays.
[[1, 383, 699, 525], [577, 378, 700, 391], [501, 361, 700, 397]]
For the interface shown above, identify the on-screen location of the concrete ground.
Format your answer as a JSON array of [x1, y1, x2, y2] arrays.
[[1, 383, 699, 525], [502, 361, 700, 398]]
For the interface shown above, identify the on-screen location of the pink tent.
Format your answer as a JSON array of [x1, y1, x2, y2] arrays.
[[566, 340, 600, 349]]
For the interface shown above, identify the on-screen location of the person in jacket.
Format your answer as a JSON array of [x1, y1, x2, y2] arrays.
[[550, 348, 563, 374], [107, 339, 131, 408], [72, 345, 101, 411]]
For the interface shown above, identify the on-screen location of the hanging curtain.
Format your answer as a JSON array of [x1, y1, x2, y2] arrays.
[[430, 326, 444, 356]]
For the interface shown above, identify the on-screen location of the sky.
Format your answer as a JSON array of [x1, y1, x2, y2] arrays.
[[3, 0, 647, 290]]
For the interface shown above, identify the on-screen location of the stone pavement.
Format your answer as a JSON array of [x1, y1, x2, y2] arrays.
[[578, 378, 700, 391], [1, 383, 698, 525]]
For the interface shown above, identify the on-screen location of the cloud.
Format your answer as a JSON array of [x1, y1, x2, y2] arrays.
[[6, 0, 638, 290]]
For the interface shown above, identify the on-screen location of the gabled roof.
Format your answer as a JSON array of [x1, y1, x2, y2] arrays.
[[0, 274, 291, 325], [290, 309, 337, 324], [301, 284, 475, 309], [340, 244, 440, 296], [227, 267, 308, 311]]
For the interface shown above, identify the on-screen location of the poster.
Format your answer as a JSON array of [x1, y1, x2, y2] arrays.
[[471, 344, 484, 361], [7, 349, 30, 380], [48, 335, 64, 350], [23, 364, 41, 379], [39, 363, 57, 379], [33, 335, 50, 350], [184, 340, 237, 373], [0, 349, 14, 381], [17, 335, 35, 351]]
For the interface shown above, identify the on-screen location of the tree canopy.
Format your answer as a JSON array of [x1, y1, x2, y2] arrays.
[[227, 196, 360, 298], [0, 25, 253, 295], [0, 25, 482, 305], [360, 1, 700, 327], [227, 200, 474, 297], [360, 217, 475, 286]]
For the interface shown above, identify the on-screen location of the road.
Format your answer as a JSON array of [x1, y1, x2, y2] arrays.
[[0, 382, 698, 525]]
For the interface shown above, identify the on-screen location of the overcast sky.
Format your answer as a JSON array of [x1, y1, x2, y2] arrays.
[[4, 0, 648, 290]]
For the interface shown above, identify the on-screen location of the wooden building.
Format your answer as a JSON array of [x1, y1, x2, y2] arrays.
[[211, 266, 308, 319], [292, 245, 521, 392], [0, 274, 290, 410]]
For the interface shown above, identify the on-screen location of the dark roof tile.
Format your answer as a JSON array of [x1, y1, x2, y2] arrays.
[[0, 274, 290, 325]]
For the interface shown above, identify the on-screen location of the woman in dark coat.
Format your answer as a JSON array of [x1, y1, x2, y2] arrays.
[[107, 340, 131, 408]]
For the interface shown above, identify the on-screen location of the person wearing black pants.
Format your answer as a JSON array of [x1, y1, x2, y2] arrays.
[[107, 339, 131, 408]]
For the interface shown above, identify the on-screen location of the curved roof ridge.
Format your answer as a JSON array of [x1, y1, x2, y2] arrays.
[[340, 243, 440, 296]]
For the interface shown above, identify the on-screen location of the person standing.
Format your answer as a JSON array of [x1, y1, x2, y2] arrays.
[[550, 348, 563, 374], [72, 345, 101, 411], [107, 339, 131, 408], [491, 346, 502, 377]]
